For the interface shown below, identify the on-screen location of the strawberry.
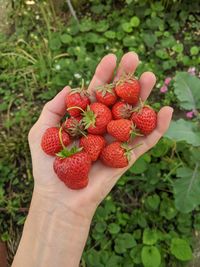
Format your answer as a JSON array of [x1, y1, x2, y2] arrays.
[[131, 106, 157, 135], [66, 85, 90, 117], [80, 134, 106, 161], [101, 141, 132, 168], [112, 101, 133, 119], [62, 117, 86, 138], [107, 119, 137, 142], [54, 147, 91, 190], [83, 102, 112, 135], [41, 127, 70, 156], [95, 83, 117, 106], [115, 75, 140, 104]]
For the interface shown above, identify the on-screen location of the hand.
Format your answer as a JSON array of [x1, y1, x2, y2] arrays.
[[28, 52, 173, 220]]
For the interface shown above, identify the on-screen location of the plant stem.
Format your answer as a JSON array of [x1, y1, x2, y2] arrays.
[[66, 0, 79, 22], [58, 127, 66, 150]]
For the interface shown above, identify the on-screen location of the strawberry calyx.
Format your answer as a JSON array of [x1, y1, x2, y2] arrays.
[[96, 83, 115, 97], [82, 106, 96, 129], [67, 106, 97, 130], [133, 98, 153, 114], [120, 103, 135, 118], [56, 146, 83, 158], [57, 127, 82, 158], [63, 118, 87, 137], [121, 142, 142, 162], [129, 123, 143, 140], [70, 79, 90, 97], [115, 72, 137, 87]]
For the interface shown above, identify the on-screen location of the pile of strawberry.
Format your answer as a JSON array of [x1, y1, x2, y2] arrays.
[[41, 74, 157, 190]]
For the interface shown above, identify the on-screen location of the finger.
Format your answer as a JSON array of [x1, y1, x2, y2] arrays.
[[114, 51, 139, 80], [130, 106, 174, 159], [88, 54, 117, 96], [37, 86, 70, 127], [139, 71, 156, 101]]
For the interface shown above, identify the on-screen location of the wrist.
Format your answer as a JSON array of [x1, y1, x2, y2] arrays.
[[13, 187, 92, 267]]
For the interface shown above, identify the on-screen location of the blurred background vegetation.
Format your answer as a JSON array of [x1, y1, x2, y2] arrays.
[[0, 0, 200, 266]]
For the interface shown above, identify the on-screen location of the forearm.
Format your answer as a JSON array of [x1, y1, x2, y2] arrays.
[[12, 190, 91, 267]]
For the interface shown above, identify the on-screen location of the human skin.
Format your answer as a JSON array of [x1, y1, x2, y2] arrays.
[[12, 52, 173, 267]]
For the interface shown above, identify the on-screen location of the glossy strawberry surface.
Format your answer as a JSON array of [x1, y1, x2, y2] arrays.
[[41, 127, 70, 156], [53, 151, 91, 189]]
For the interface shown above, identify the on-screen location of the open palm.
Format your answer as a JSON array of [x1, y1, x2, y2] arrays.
[[28, 52, 173, 218]]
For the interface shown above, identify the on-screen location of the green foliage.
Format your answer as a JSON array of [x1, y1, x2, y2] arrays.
[[170, 238, 193, 261], [174, 72, 200, 110], [174, 164, 200, 213], [165, 119, 200, 146], [141, 246, 161, 267], [0, 0, 200, 266]]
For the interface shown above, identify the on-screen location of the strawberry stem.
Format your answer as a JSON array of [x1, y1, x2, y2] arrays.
[[81, 78, 84, 90], [67, 106, 85, 113], [58, 127, 66, 150], [121, 142, 143, 162]]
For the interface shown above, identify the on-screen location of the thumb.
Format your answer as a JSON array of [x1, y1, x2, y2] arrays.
[[37, 86, 70, 127]]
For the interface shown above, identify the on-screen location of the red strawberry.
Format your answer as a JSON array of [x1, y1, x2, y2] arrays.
[[107, 119, 137, 142], [115, 75, 140, 104], [66, 86, 90, 117], [112, 101, 133, 119], [62, 117, 85, 138], [41, 127, 70, 156], [54, 147, 91, 190], [95, 83, 117, 106], [101, 142, 132, 168], [83, 103, 112, 135], [131, 106, 157, 135], [80, 134, 106, 161]]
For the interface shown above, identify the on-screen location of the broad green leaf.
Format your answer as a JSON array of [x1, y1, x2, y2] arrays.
[[49, 37, 61, 50], [87, 249, 103, 266], [130, 245, 142, 264], [106, 254, 122, 267], [130, 16, 140, 27], [172, 43, 183, 53], [122, 22, 132, 33], [170, 238, 193, 261], [95, 222, 107, 233], [146, 194, 160, 210], [79, 19, 93, 32], [104, 31, 116, 39], [142, 33, 157, 48], [174, 165, 200, 213], [129, 155, 149, 174], [141, 246, 161, 267], [60, 34, 72, 44], [123, 36, 137, 47], [108, 223, 120, 234], [160, 198, 177, 220], [165, 119, 200, 147], [151, 139, 170, 157], [155, 49, 169, 59], [95, 20, 109, 32], [190, 46, 199, 55], [115, 233, 136, 253], [143, 229, 158, 245], [174, 72, 200, 110]]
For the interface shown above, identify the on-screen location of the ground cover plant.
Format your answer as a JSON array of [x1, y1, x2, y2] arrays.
[[0, 0, 200, 266]]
